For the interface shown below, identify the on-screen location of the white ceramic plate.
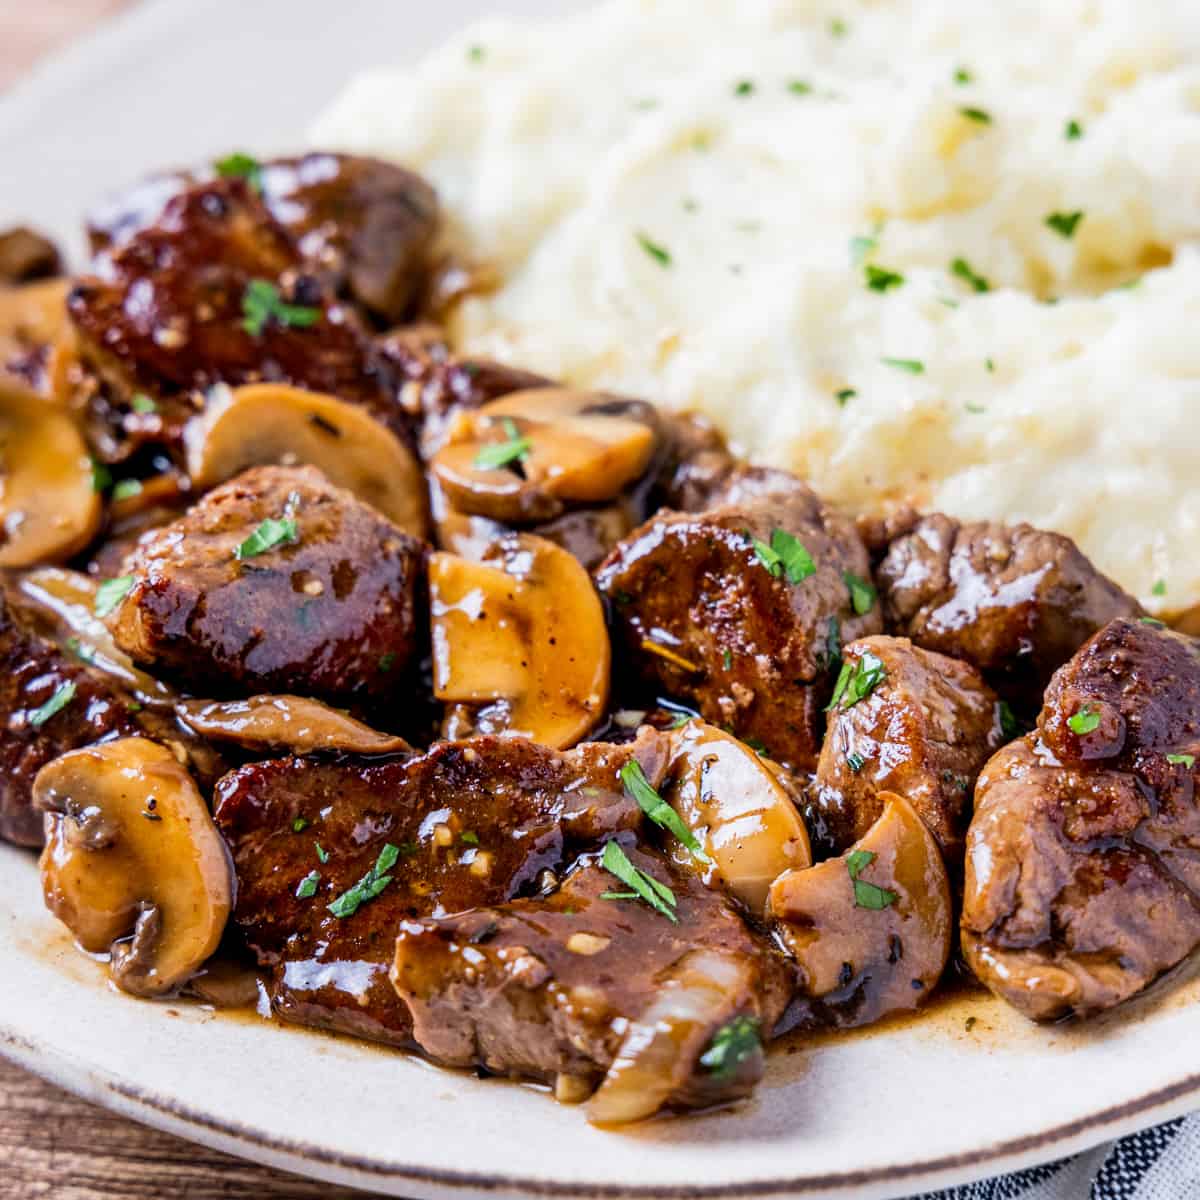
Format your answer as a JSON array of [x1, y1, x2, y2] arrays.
[[2, 3, 1200, 1197]]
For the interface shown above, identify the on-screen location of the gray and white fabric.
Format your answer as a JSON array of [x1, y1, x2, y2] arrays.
[[915, 1117, 1199, 1200]]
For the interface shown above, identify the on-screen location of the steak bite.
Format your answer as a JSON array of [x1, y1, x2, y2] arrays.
[[811, 636, 1004, 862], [106, 465, 425, 705], [213, 731, 667, 1045], [595, 474, 881, 770], [392, 843, 795, 1121], [877, 514, 1141, 707], [962, 619, 1200, 1020]]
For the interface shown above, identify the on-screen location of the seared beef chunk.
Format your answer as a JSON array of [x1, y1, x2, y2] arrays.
[[0, 584, 220, 847], [106, 465, 424, 705], [392, 843, 794, 1112], [596, 474, 881, 770], [88, 154, 439, 324], [811, 636, 1003, 862], [877, 515, 1141, 707], [654, 412, 739, 513], [69, 177, 396, 463], [214, 731, 667, 1044], [962, 619, 1200, 1020], [0, 228, 61, 284]]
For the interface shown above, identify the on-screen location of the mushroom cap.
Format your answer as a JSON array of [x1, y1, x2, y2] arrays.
[[35, 736, 233, 997], [430, 533, 610, 749], [183, 382, 427, 537], [177, 694, 411, 756], [664, 721, 812, 913], [0, 278, 70, 386], [431, 388, 660, 523], [0, 379, 102, 567], [769, 791, 952, 1024]]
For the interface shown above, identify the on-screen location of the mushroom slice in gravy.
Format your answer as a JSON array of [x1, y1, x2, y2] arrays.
[[35, 736, 233, 997], [430, 532, 610, 748]]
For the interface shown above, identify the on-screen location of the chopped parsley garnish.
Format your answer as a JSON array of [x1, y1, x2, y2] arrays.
[[292, 817, 309, 833], [826, 651, 886, 712], [635, 231, 672, 267], [865, 264, 905, 293], [1152, 579, 1167, 597], [880, 356, 925, 374], [1067, 704, 1101, 735], [849, 234, 877, 265], [699, 1015, 762, 1078], [1140, 617, 1166, 628], [112, 479, 143, 502], [599, 840, 677, 922], [473, 417, 532, 470], [91, 460, 113, 494], [94, 575, 134, 618], [722, 647, 733, 671], [959, 106, 992, 125], [998, 700, 1020, 740], [328, 842, 402, 918], [241, 279, 321, 337], [835, 387, 857, 406], [30, 682, 76, 730], [829, 17, 848, 36], [1045, 211, 1084, 239], [1065, 119, 1084, 140], [378, 651, 397, 672], [953, 67, 972, 85], [752, 528, 817, 584], [1167, 754, 1196, 769], [788, 79, 813, 96], [825, 614, 842, 673], [460, 830, 480, 845], [951, 257, 991, 293], [130, 393, 158, 415], [235, 516, 298, 560], [843, 571, 876, 615], [315, 843, 329, 863], [215, 152, 263, 192], [846, 751, 865, 773], [733, 80, 755, 97], [846, 848, 897, 910], [296, 870, 320, 900], [985, 357, 996, 372], [620, 760, 710, 863], [965, 401, 987, 414], [467, 45, 486, 63]]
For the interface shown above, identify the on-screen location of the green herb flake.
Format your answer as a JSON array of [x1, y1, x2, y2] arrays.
[[296, 870, 320, 900], [599, 840, 678, 922], [1167, 754, 1196, 769], [835, 387, 857, 406], [130, 393, 158, 415], [1065, 118, 1084, 140], [825, 614, 842, 673], [699, 1015, 762, 1078], [826, 651, 886, 712], [1045, 210, 1084, 239], [235, 516, 298, 561], [1152, 579, 1167, 597], [215, 152, 263, 192], [865, 264, 905, 293], [473, 416, 533, 470], [29, 682, 76, 730], [829, 17, 848, 37], [292, 818, 309, 833], [1139, 617, 1166, 629], [959, 106, 992, 125], [111, 479, 143, 502], [94, 575, 134, 618], [722, 647, 734, 671], [460, 830, 480, 846], [241, 278, 321, 338], [880, 356, 925, 374], [733, 80, 755, 97], [985, 357, 996, 372], [315, 843, 329, 863], [635, 231, 672, 267], [328, 842, 403, 919], [91, 460, 113, 494], [378, 651, 397, 673], [849, 234, 877, 265], [843, 571, 876, 615], [467, 45, 486, 63], [753, 528, 817, 584], [620, 759, 710, 863], [1067, 704, 1101, 736], [965, 401, 987, 414], [951, 257, 991, 293], [846, 751, 865, 773], [788, 79, 813, 96], [998, 700, 1020, 740], [846, 847, 897, 910], [953, 67, 972, 85]]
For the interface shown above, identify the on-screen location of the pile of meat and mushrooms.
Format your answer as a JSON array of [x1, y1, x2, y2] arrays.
[[2, 152, 1197, 1126]]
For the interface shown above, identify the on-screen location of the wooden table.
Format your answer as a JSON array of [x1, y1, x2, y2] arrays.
[[0, 6, 386, 1195]]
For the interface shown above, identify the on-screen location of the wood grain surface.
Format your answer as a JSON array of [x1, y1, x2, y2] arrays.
[[0, 5, 388, 1195]]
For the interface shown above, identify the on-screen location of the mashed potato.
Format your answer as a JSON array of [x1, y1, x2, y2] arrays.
[[314, 0, 1200, 613]]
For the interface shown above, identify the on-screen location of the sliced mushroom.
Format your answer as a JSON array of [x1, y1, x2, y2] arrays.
[[0, 277, 70, 381], [430, 533, 610, 748], [662, 721, 812, 913], [768, 791, 951, 1027], [183, 383, 426, 536], [431, 388, 660, 523], [0, 380, 102, 567], [35, 737, 233, 997], [177, 695, 411, 755]]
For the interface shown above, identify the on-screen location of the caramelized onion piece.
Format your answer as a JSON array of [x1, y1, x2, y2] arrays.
[[769, 792, 951, 1024], [431, 388, 659, 523], [184, 383, 426, 536], [430, 533, 610, 748], [177, 695, 411, 755], [35, 737, 233, 997], [0, 380, 101, 567], [663, 721, 811, 912]]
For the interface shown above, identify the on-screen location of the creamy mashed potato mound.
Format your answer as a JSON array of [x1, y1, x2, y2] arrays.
[[315, 0, 1200, 613]]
